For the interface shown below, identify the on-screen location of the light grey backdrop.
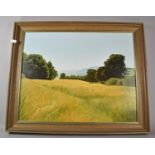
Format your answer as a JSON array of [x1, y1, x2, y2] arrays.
[[0, 16, 155, 138]]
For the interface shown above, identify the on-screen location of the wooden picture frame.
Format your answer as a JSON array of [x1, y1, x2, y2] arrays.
[[6, 22, 149, 134]]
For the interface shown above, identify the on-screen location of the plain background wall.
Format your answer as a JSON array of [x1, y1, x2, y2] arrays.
[[0, 16, 155, 138]]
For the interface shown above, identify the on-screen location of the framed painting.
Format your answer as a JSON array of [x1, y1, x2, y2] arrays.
[[6, 22, 149, 134]]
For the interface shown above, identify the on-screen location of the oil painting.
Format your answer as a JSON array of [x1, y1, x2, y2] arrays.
[[19, 32, 137, 123]]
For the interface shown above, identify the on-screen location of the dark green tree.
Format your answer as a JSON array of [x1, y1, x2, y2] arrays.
[[60, 73, 66, 79], [27, 54, 49, 79], [103, 54, 126, 80], [47, 61, 58, 80], [95, 66, 106, 81], [85, 69, 97, 82], [22, 54, 35, 78], [22, 53, 57, 80]]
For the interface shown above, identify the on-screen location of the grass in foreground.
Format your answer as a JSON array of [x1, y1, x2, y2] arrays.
[[19, 79, 137, 122]]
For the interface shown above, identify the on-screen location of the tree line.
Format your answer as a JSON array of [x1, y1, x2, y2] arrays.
[[22, 53, 135, 86], [22, 53, 57, 79], [60, 54, 127, 82]]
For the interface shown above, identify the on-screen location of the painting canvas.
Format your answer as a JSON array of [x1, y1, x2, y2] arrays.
[[18, 31, 137, 123]]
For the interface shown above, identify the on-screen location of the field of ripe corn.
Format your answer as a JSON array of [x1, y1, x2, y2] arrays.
[[18, 78, 137, 122]]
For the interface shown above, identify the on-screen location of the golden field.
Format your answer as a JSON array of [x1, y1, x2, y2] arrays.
[[19, 78, 137, 122]]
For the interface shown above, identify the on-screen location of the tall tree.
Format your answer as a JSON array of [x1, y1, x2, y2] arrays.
[[22, 53, 57, 80], [60, 73, 66, 79], [85, 69, 97, 82], [22, 56, 34, 78], [27, 54, 49, 79], [95, 66, 105, 81], [103, 54, 126, 80], [47, 61, 57, 80]]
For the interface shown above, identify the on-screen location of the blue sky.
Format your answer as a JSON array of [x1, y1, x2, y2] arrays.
[[24, 32, 135, 72]]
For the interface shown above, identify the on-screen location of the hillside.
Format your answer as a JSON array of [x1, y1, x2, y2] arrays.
[[126, 68, 135, 76]]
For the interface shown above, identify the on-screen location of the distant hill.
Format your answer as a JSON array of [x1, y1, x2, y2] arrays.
[[59, 66, 99, 76]]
